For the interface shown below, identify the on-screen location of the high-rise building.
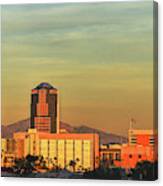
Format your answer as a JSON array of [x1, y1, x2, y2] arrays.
[[31, 82, 59, 133]]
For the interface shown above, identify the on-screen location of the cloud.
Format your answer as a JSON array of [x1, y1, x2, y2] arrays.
[[1, 1, 154, 135]]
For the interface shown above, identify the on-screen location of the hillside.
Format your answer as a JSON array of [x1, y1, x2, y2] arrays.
[[1, 119, 127, 144]]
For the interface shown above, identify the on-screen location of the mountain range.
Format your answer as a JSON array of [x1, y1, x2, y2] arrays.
[[1, 119, 127, 144]]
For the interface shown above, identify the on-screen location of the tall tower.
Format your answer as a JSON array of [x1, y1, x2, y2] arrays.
[[30, 82, 59, 133]]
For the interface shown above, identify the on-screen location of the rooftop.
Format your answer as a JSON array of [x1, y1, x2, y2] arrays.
[[34, 82, 57, 90]]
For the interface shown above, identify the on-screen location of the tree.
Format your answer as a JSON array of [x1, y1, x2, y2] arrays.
[[132, 161, 158, 180], [69, 160, 76, 172], [13, 155, 38, 175], [38, 156, 47, 169]]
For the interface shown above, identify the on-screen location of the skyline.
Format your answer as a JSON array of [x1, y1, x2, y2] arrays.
[[2, 1, 154, 136]]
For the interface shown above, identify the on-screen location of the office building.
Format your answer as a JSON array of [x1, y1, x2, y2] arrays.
[[31, 82, 59, 133], [100, 144, 121, 168], [128, 129, 158, 146], [13, 129, 99, 171], [120, 144, 156, 169]]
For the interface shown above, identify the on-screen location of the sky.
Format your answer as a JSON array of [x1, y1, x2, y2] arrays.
[[1, 1, 154, 136]]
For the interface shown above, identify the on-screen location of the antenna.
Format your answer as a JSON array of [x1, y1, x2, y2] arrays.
[[130, 118, 136, 129]]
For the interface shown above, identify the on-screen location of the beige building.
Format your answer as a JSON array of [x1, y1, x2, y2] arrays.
[[13, 129, 99, 172], [1, 138, 15, 167]]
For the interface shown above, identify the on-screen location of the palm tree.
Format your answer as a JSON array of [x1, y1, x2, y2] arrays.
[[38, 156, 47, 169], [75, 158, 80, 171], [69, 160, 76, 172], [53, 157, 58, 170]]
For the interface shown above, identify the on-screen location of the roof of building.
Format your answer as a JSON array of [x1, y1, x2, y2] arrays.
[[34, 82, 57, 90], [14, 129, 99, 141], [128, 129, 157, 135]]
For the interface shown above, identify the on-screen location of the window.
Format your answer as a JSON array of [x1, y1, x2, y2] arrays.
[[115, 153, 121, 161], [138, 154, 142, 159], [109, 153, 113, 160], [129, 154, 133, 159]]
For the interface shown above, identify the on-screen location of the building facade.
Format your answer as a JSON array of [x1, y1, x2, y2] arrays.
[[1, 138, 15, 167], [13, 129, 99, 172], [99, 129, 158, 169], [31, 82, 59, 133], [121, 128, 158, 169], [128, 129, 158, 146], [120, 144, 156, 169], [100, 144, 121, 168]]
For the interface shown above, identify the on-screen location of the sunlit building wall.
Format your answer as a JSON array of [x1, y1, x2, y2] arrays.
[[13, 129, 99, 171], [128, 129, 158, 146], [121, 144, 156, 169], [1, 138, 15, 154], [1, 138, 15, 167], [1, 138, 7, 153], [120, 129, 158, 169], [1, 139, 7, 167]]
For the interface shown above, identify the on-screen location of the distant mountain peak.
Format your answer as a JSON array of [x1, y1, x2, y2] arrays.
[[2, 118, 127, 144]]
